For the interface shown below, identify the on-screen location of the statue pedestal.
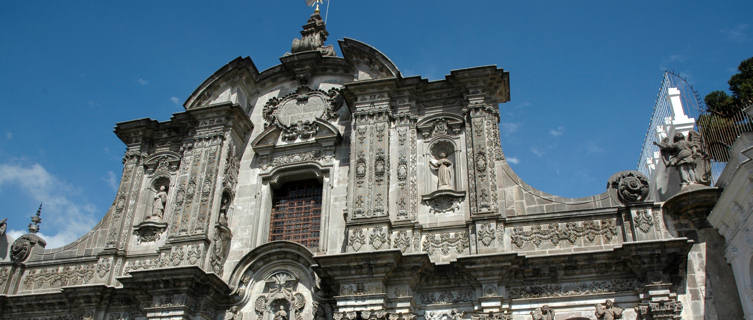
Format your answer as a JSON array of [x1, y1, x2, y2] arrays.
[[421, 190, 466, 215]]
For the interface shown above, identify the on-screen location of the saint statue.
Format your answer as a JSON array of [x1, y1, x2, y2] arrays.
[[429, 152, 453, 190], [152, 185, 168, 219], [595, 300, 623, 320], [274, 306, 288, 320]]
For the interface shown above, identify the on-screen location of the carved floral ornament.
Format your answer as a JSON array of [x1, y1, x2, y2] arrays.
[[143, 152, 181, 175], [609, 170, 650, 204], [262, 87, 343, 142]]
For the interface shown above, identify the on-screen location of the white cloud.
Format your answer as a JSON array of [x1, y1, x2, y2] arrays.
[[0, 162, 97, 249], [507, 157, 520, 165], [170, 96, 180, 105], [585, 141, 605, 154], [722, 24, 749, 42], [549, 126, 565, 137], [103, 170, 119, 192], [530, 146, 546, 157], [501, 122, 521, 136], [137, 78, 149, 86], [5, 132, 12, 140]]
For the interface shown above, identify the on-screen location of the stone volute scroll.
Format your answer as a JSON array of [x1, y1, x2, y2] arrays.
[[10, 204, 46, 264], [422, 140, 466, 214]]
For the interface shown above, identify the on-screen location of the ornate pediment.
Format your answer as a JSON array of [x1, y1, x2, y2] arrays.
[[143, 151, 181, 176], [417, 114, 464, 139]]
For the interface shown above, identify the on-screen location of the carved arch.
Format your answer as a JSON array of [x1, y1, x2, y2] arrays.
[[227, 241, 321, 320]]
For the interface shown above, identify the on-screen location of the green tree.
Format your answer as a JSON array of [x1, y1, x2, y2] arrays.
[[704, 56, 753, 116]]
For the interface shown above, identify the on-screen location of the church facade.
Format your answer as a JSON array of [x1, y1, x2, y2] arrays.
[[0, 11, 742, 320]]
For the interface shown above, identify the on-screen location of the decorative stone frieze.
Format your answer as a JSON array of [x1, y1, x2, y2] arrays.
[[510, 220, 618, 248], [508, 279, 639, 299], [22, 263, 97, 291], [422, 231, 469, 255]]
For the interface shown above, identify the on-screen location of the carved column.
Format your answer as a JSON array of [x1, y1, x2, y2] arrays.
[[464, 92, 500, 216]]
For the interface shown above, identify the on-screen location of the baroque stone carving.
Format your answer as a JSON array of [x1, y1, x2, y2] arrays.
[[369, 227, 389, 250], [426, 310, 464, 320], [254, 272, 307, 320], [595, 300, 623, 320], [133, 220, 168, 243], [420, 289, 473, 304], [422, 190, 465, 215], [290, 11, 336, 57], [393, 230, 411, 252], [211, 223, 232, 274], [0, 217, 6, 236], [509, 279, 639, 298], [259, 148, 335, 170], [635, 299, 683, 320], [633, 209, 654, 233], [531, 306, 554, 320], [511, 220, 618, 248], [422, 231, 469, 255], [263, 87, 342, 141], [610, 171, 650, 204], [477, 223, 496, 247], [11, 233, 46, 263], [654, 131, 711, 187], [472, 312, 510, 320], [348, 228, 366, 252], [22, 263, 97, 291], [418, 117, 463, 139]]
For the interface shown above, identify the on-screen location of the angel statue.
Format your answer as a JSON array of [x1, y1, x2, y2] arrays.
[[595, 300, 623, 320], [429, 152, 454, 190], [531, 305, 554, 320], [654, 132, 695, 187]]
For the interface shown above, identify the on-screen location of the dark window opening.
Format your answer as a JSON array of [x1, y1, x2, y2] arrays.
[[269, 179, 322, 249]]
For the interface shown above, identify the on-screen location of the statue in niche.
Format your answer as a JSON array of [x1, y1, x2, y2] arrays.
[[151, 185, 168, 220], [531, 305, 554, 320], [274, 305, 288, 320], [218, 192, 231, 227], [430, 152, 454, 190], [595, 300, 623, 319]]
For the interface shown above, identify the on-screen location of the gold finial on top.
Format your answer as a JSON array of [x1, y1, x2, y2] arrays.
[[306, 0, 323, 13]]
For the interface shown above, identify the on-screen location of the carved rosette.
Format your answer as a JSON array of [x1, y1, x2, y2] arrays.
[[609, 170, 650, 204]]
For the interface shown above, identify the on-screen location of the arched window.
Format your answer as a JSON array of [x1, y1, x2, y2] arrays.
[[268, 179, 322, 249]]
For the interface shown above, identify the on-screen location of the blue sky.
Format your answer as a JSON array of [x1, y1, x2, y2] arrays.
[[1, 1, 751, 247]]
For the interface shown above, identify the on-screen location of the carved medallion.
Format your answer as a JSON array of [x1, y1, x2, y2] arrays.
[[263, 87, 343, 141]]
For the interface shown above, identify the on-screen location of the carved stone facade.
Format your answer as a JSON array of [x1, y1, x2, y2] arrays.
[[0, 10, 739, 320]]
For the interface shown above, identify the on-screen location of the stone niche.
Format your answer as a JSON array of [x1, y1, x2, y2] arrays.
[[416, 115, 469, 225]]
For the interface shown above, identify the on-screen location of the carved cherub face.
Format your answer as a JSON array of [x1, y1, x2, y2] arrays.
[[159, 185, 166, 191], [439, 152, 447, 158], [606, 300, 613, 307]]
